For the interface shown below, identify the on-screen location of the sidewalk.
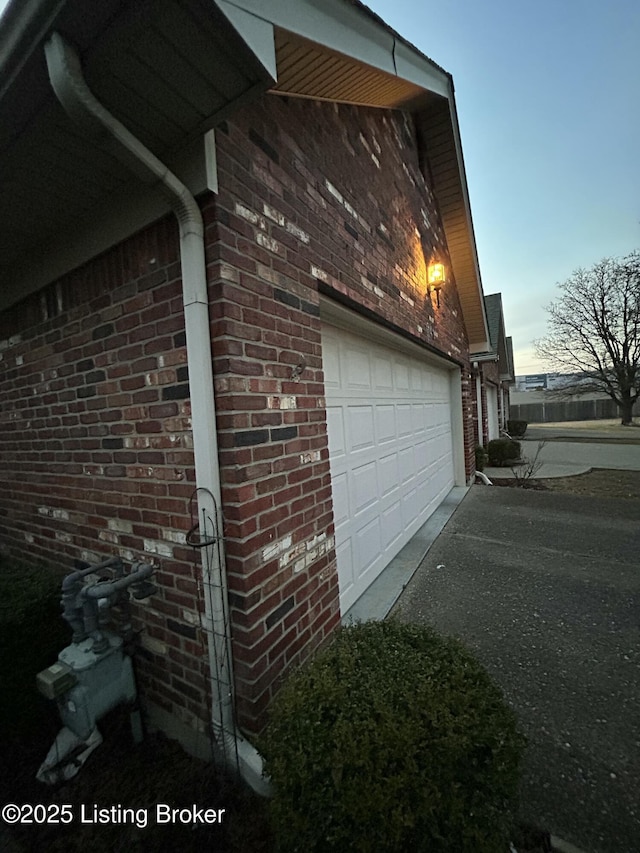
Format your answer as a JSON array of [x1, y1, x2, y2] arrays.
[[525, 420, 640, 444], [483, 459, 591, 481], [482, 423, 640, 480]]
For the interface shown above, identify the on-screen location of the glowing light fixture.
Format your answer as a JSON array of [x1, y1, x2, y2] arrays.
[[427, 261, 446, 307]]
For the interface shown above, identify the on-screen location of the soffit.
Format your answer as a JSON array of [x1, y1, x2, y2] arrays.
[[0, 0, 274, 304], [416, 99, 489, 351], [272, 29, 428, 110]]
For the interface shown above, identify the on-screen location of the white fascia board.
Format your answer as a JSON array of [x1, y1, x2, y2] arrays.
[[446, 95, 491, 349], [216, 0, 448, 96], [393, 40, 449, 98], [469, 341, 492, 355], [213, 1, 277, 80]]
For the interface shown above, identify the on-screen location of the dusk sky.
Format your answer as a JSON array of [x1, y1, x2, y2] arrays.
[[366, 0, 640, 373], [2, 1, 638, 374]]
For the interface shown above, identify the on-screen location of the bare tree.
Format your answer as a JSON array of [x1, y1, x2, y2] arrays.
[[535, 251, 640, 425]]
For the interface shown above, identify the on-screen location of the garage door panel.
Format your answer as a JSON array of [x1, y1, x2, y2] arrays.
[[411, 364, 425, 392], [345, 346, 371, 389], [374, 355, 393, 390], [352, 461, 378, 515], [323, 331, 341, 390], [376, 405, 396, 444], [398, 446, 415, 483], [379, 451, 399, 496], [356, 516, 382, 576], [395, 361, 410, 390], [381, 501, 403, 549], [397, 404, 413, 437], [411, 403, 425, 433], [401, 486, 419, 527], [330, 471, 350, 528], [414, 439, 428, 473], [349, 406, 375, 452], [326, 406, 346, 461], [335, 537, 355, 593], [322, 323, 455, 612]]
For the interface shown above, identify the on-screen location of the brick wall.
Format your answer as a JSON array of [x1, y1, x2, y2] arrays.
[[471, 361, 500, 447], [0, 219, 214, 734], [209, 94, 474, 730], [0, 91, 477, 738]]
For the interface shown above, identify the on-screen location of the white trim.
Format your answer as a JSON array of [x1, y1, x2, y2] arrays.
[[214, 1, 277, 80], [319, 296, 457, 374], [215, 0, 449, 96], [476, 370, 484, 447], [449, 369, 466, 486], [204, 129, 218, 194], [394, 40, 449, 98], [469, 340, 492, 355]]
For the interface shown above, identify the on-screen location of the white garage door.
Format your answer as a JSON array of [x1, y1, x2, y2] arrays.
[[322, 324, 455, 612]]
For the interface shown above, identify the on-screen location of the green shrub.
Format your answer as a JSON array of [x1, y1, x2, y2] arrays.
[[261, 620, 525, 853], [0, 557, 67, 740], [487, 438, 521, 466], [475, 445, 488, 472], [507, 420, 528, 438]]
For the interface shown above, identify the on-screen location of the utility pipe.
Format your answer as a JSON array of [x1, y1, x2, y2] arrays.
[[44, 32, 269, 796], [84, 562, 153, 599], [61, 557, 123, 642]]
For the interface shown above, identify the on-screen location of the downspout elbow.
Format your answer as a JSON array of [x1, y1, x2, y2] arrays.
[[44, 33, 204, 250]]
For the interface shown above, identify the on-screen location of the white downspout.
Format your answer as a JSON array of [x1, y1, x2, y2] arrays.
[[44, 32, 270, 796], [474, 362, 484, 448]]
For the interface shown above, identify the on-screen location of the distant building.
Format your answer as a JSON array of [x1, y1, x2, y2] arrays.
[[515, 372, 567, 391]]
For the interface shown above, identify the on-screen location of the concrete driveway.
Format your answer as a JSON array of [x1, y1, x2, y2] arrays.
[[392, 486, 640, 853]]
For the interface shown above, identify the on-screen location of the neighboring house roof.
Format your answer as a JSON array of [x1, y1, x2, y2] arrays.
[[505, 336, 515, 381], [0, 0, 490, 351], [484, 293, 502, 357], [476, 293, 514, 382]]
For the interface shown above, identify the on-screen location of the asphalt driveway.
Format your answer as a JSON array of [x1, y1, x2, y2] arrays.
[[392, 486, 640, 853]]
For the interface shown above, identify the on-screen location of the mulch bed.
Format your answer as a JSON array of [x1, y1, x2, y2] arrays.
[[1, 709, 271, 853], [489, 467, 640, 499], [2, 710, 557, 852], [491, 478, 549, 491]]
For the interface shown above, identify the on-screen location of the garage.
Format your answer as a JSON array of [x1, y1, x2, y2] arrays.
[[486, 384, 500, 441], [322, 321, 456, 612]]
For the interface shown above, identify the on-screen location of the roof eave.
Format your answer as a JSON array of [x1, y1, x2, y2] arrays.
[[219, 0, 489, 351]]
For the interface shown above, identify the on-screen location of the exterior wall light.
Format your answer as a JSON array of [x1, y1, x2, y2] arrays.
[[427, 262, 446, 307]]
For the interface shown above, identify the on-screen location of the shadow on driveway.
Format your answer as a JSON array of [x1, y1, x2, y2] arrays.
[[392, 486, 640, 853]]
